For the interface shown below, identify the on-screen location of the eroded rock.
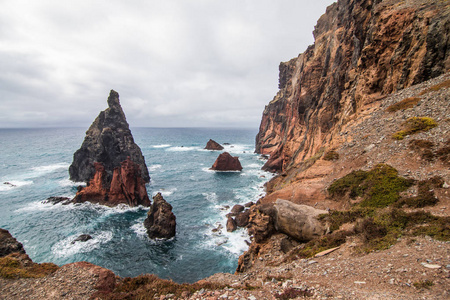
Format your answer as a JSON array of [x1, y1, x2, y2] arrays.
[[144, 193, 176, 239], [211, 152, 243, 171]]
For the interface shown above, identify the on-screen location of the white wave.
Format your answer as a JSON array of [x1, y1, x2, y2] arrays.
[[203, 221, 250, 256], [51, 231, 113, 258], [245, 163, 261, 169], [201, 167, 215, 173], [0, 180, 33, 191], [31, 163, 69, 174], [167, 146, 199, 152], [152, 144, 171, 148], [203, 192, 218, 204], [154, 187, 177, 197], [148, 164, 162, 172], [58, 178, 85, 187], [222, 144, 253, 154], [131, 222, 147, 238]]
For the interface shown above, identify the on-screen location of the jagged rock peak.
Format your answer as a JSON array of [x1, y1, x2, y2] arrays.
[[205, 139, 224, 150], [69, 90, 150, 185], [210, 152, 243, 171]]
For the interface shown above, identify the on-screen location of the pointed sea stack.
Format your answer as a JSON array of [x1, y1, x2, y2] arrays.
[[211, 152, 243, 171], [144, 193, 176, 239], [69, 90, 150, 207], [205, 139, 224, 150]]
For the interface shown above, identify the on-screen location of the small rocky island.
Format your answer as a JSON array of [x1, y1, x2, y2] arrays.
[[69, 90, 150, 207], [204, 139, 224, 150], [210, 152, 243, 171], [144, 193, 176, 239]]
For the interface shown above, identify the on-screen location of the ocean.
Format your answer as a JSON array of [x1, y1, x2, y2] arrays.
[[0, 127, 272, 283]]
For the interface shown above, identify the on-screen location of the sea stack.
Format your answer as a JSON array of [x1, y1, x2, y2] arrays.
[[69, 90, 150, 207], [211, 152, 243, 171], [205, 139, 224, 150], [144, 193, 176, 239]]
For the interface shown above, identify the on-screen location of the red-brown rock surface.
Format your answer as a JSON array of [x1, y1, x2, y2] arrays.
[[73, 158, 150, 207], [204, 139, 224, 150], [256, 0, 450, 173], [210, 152, 243, 171]]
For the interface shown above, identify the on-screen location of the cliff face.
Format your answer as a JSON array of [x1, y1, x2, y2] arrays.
[[69, 90, 150, 184], [256, 0, 450, 172]]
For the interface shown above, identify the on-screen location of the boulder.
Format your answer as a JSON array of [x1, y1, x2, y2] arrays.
[[235, 210, 250, 227], [247, 204, 276, 243], [274, 199, 328, 242], [226, 216, 237, 232], [230, 204, 245, 214], [144, 193, 176, 239], [71, 234, 93, 244], [0, 228, 25, 257], [205, 139, 224, 150], [210, 152, 243, 171], [69, 90, 151, 207]]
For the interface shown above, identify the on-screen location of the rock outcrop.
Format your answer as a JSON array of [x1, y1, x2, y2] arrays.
[[274, 199, 328, 242], [69, 90, 150, 207], [210, 152, 243, 171], [0, 229, 25, 257], [256, 0, 450, 173], [144, 193, 176, 239], [205, 139, 224, 150]]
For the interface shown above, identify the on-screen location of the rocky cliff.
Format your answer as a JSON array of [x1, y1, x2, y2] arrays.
[[256, 0, 450, 173], [69, 90, 150, 207]]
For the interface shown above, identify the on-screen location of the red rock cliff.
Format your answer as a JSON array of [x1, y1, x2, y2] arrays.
[[256, 0, 450, 172]]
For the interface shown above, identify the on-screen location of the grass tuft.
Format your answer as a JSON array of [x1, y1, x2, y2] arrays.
[[419, 79, 450, 95], [386, 97, 420, 112], [323, 150, 339, 161], [0, 254, 58, 279], [392, 117, 438, 140], [413, 280, 434, 289]]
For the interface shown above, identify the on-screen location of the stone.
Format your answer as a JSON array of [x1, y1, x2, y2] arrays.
[[230, 204, 245, 214], [71, 234, 93, 244], [210, 152, 243, 171], [0, 228, 25, 257], [69, 90, 150, 207], [205, 139, 224, 150], [226, 216, 237, 232], [235, 210, 250, 228], [144, 193, 176, 239], [274, 199, 328, 242], [421, 263, 441, 269], [244, 201, 254, 207], [43, 197, 71, 205]]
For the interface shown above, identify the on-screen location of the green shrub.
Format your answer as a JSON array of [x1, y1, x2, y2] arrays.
[[392, 117, 437, 140]]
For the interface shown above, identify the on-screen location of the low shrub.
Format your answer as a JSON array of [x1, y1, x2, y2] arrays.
[[323, 150, 339, 161], [419, 79, 450, 95], [392, 117, 438, 140], [386, 97, 420, 112]]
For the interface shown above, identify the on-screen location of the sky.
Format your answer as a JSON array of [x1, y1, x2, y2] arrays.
[[0, 0, 335, 129]]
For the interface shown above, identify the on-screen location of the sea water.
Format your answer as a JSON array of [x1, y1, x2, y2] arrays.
[[0, 127, 272, 283]]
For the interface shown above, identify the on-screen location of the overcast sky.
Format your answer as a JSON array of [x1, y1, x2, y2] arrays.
[[0, 0, 335, 129]]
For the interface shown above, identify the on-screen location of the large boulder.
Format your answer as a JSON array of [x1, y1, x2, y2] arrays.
[[144, 193, 176, 239], [274, 199, 328, 242], [69, 90, 149, 184], [69, 90, 150, 207], [210, 152, 243, 171], [0, 228, 25, 257], [205, 139, 224, 150]]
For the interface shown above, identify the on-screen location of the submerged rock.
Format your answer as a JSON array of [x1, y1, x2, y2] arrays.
[[210, 152, 243, 171], [43, 196, 71, 205], [205, 139, 224, 150], [144, 193, 176, 239], [69, 90, 150, 207], [71, 234, 93, 244]]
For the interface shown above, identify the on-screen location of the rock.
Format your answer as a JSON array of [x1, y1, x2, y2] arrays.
[[235, 210, 250, 228], [255, 0, 450, 173], [205, 139, 224, 150], [244, 201, 254, 207], [210, 152, 243, 171], [247, 204, 276, 243], [71, 234, 93, 244], [274, 199, 328, 242], [231, 204, 245, 214], [226, 216, 237, 232], [73, 158, 151, 207], [144, 193, 176, 239], [421, 263, 441, 269], [0, 228, 25, 257], [69, 90, 150, 207], [43, 196, 71, 205]]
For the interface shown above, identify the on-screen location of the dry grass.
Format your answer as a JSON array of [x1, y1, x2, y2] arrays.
[[0, 253, 58, 279], [386, 97, 420, 112], [419, 79, 450, 95]]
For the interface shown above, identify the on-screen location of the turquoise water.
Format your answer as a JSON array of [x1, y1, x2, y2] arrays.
[[0, 127, 271, 283]]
